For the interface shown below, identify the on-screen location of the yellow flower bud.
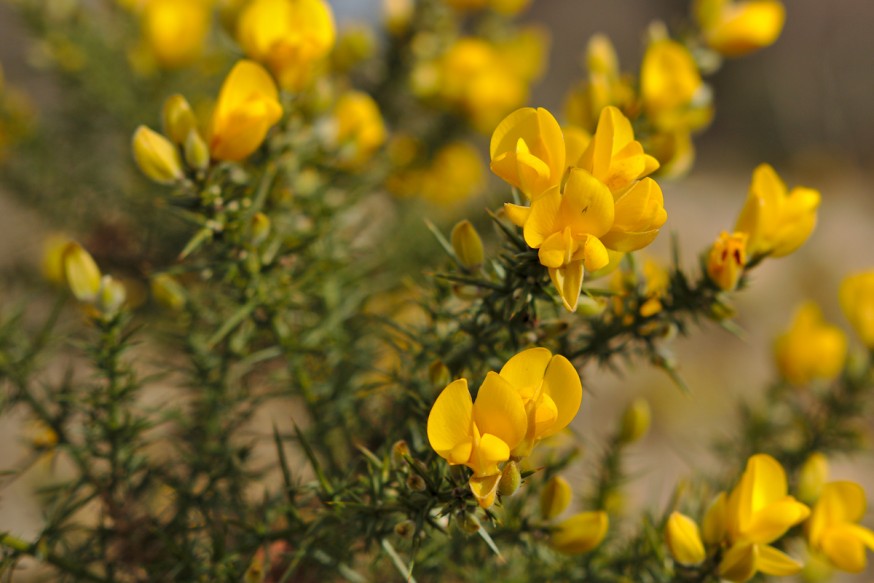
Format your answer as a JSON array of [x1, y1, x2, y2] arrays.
[[450, 220, 485, 271], [142, 0, 211, 69], [707, 231, 747, 291], [618, 398, 651, 444], [550, 511, 609, 555], [250, 212, 271, 247], [42, 233, 73, 286], [209, 60, 283, 162], [696, 0, 786, 58], [497, 460, 521, 497], [132, 125, 184, 184], [184, 129, 210, 172], [840, 270, 874, 348], [665, 512, 706, 565], [774, 302, 847, 386], [797, 452, 829, 504], [62, 242, 102, 302], [540, 475, 572, 520], [586, 34, 619, 76], [151, 273, 187, 310], [98, 275, 127, 315], [162, 94, 198, 145], [390, 440, 410, 468]]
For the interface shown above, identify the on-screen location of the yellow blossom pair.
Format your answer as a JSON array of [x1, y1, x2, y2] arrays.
[[666, 454, 809, 581], [539, 476, 609, 555], [427, 348, 582, 508], [491, 106, 666, 311]]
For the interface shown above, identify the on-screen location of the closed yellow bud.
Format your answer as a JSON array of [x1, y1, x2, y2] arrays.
[[840, 270, 874, 348], [618, 398, 651, 444], [62, 242, 102, 302], [162, 94, 198, 145], [184, 129, 210, 172], [42, 233, 73, 286], [665, 512, 706, 565], [540, 475, 572, 520], [132, 125, 184, 184], [497, 460, 521, 497], [151, 273, 187, 310], [450, 220, 484, 271], [707, 231, 747, 291], [550, 511, 609, 555], [97, 275, 127, 315], [797, 452, 829, 504], [774, 302, 847, 386]]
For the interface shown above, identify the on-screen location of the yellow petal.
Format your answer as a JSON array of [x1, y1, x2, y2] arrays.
[[549, 262, 584, 312], [756, 544, 803, 576], [490, 107, 566, 198], [561, 168, 615, 238], [469, 432, 511, 478], [540, 475, 572, 520], [472, 372, 528, 452], [706, 1, 785, 58], [665, 512, 706, 565], [745, 497, 809, 543], [538, 229, 574, 269], [532, 392, 558, 437], [499, 347, 552, 401], [602, 177, 667, 252], [427, 379, 474, 464], [703, 491, 728, 545], [469, 473, 501, 509], [63, 242, 102, 303], [523, 187, 562, 248], [538, 355, 582, 438], [718, 542, 757, 582], [563, 124, 591, 169], [503, 202, 532, 227], [551, 511, 609, 554]]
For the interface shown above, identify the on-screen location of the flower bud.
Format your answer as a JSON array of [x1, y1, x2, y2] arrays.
[[390, 440, 410, 469], [618, 398, 651, 444], [162, 94, 198, 145], [62, 242, 101, 302], [497, 460, 521, 497], [406, 474, 426, 492], [451, 220, 484, 271], [540, 475, 572, 520], [250, 212, 271, 247], [151, 273, 186, 310], [707, 231, 747, 291], [42, 233, 73, 286], [665, 512, 706, 565], [458, 513, 481, 535], [394, 520, 415, 539], [797, 452, 829, 504], [132, 125, 184, 184], [184, 128, 210, 172], [98, 275, 127, 315], [550, 511, 609, 555]]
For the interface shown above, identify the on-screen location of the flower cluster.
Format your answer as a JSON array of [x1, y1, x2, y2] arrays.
[[490, 105, 666, 311]]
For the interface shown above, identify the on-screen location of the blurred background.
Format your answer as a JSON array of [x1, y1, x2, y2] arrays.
[[1, 0, 873, 579]]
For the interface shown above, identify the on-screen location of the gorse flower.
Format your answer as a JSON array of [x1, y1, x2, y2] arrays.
[[550, 511, 609, 555], [427, 348, 582, 508], [694, 0, 786, 58], [332, 91, 387, 167], [209, 60, 283, 162], [706, 231, 747, 291], [806, 481, 874, 573], [839, 270, 874, 348], [665, 512, 706, 566], [774, 301, 847, 386], [640, 39, 710, 133], [493, 106, 666, 311], [236, 0, 336, 91], [132, 125, 185, 184], [734, 163, 820, 259], [140, 0, 211, 69]]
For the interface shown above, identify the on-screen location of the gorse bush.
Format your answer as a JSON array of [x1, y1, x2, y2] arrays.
[[0, 0, 873, 581]]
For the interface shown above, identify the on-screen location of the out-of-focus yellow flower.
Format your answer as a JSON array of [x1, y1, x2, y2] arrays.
[[734, 164, 820, 259], [451, 220, 485, 271], [707, 231, 747, 291], [132, 125, 185, 184], [495, 26, 549, 83], [641, 39, 711, 133], [695, 0, 785, 58], [709, 454, 810, 581], [62, 242, 102, 303], [419, 141, 485, 206], [332, 26, 376, 73], [807, 481, 874, 573], [618, 398, 651, 444], [333, 91, 386, 167], [496, 348, 582, 457], [797, 453, 829, 505], [42, 234, 73, 286], [209, 60, 282, 162], [162, 94, 198, 146], [666, 512, 706, 565], [142, 0, 211, 69], [540, 475, 572, 520], [774, 302, 847, 386], [839, 271, 874, 348], [237, 0, 335, 91], [427, 375, 527, 508], [490, 107, 566, 200], [551, 511, 609, 554]]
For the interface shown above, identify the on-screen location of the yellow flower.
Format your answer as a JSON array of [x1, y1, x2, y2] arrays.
[[839, 270, 874, 348], [42, 233, 73, 287], [734, 163, 820, 259], [540, 475, 572, 520], [419, 142, 485, 206], [496, 347, 582, 457], [694, 0, 786, 58], [132, 125, 185, 184], [162, 94, 198, 145], [774, 302, 847, 386], [710, 454, 810, 581], [707, 231, 747, 291], [807, 481, 874, 573], [551, 511, 609, 554], [62, 242, 102, 303], [333, 91, 386, 167], [640, 39, 711, 133], [618, 398, 651, 444], [209, 60, 283, 162], [237, 0, 335, 91], [427, 375, 527, 508], [141, 0, 211, 69], [490, 107, 566, 200], [451, 220, 485, 271], [666, 512, 706, 566]]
